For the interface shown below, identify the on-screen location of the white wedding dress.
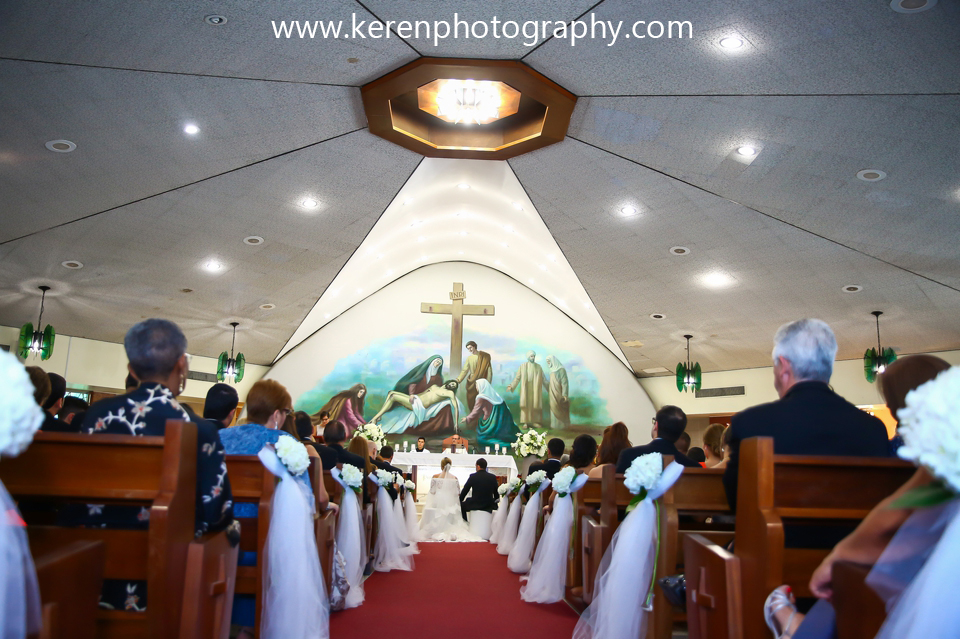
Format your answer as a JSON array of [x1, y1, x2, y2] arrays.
[[418, 465, 483, 542]]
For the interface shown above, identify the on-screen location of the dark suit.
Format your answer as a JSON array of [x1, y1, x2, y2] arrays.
[[323, 443, 366, 472], [460, 469, 499, 520], [373, 457, 403, 500], [723, 381, 891, 513], [40, 411, 77, 433], [528, 458, 563, 480], [616, 439, 700, 473]]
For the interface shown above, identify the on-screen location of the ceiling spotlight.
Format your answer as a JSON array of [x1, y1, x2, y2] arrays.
[[512, 202, 523, 210], [719, 36, 744, 49], [386, 268, 394, 276], [460, 230, 468, 236], [404, 198, 414, 205], [347, 57, 360, 64], [243, 236, 264, 246], [45, 139, 76, 153], [300, 197, 319, 209], [417, 236, 425, 242], [204, 259, 223, 272], [324, 313, 331, 319], [528, 278, 535, 285], [650, 313, 666, 320], [539, 264, 547, 271], [702, 271, 735, 288], [501, 242, 509, 248], [204, 14, 227, 25], [259, 303, 276, 310], [737, 146, 757, 157], [61, 260, 83, 269], [357, 288, 363, 294], [857, 169, 887, 182], [184, 124, 200, 135], [620, 205, 638, 216], [458, 251, 464, 255], [548, 254, 556, 262], [495, 260, 502, 266], [842, 284, 863, 293], [890, 0, 937, 13], [670, 246, 691, 256], [589, 326, 595, 332], [457, 183, 470, 190]]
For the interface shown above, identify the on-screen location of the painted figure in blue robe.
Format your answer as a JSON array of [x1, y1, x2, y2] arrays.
[[461, 379, 520, 447], [377, 356, 461, 436], [394, 355, 443, 395]]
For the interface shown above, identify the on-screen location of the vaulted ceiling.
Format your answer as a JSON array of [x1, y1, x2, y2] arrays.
[[1, 0, 958, 375]]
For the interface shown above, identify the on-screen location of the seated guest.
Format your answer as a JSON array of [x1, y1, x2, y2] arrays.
[[40, 372, 74, 432], [58, 395, 88, 426], [566, 434, 598, 475], [616, 406, 700, 472], [764, 355, 952, 639], [702, 423, 726, 467], [294, 410, 324, 457], [202, 382, 238, 430], [219, 379, 296, 455], [676, 431, 692, 455], [372, 443, 401, 500], [348, 435, 375, 477], [25, 365, 50, 407], [715, 426, 733, 469], [124, 372, 138, 393], [80, 318, 236, 610], [318, 421, 366, 472], [415, 436, 429, 452], [589, 422, 631, 478], [528, 438, 565, 479], [687, 446, 707, 466], [722, 318, 890, 513]]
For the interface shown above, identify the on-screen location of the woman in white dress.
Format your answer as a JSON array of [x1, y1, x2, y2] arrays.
[[419, 458, 482, 542]]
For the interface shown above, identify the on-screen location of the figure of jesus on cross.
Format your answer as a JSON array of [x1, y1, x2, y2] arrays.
[[421, 282, 494, 411]]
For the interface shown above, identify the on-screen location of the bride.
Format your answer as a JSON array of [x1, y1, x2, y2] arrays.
[[419, 458, 482, 542]]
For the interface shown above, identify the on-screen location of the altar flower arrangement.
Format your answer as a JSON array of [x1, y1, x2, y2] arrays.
[[375, 469, 395, 487], [355, 422, 386, 450], [513, 430, 547, 458], [341, 464, 363, 493], [525, 470, 548, 493], [552, 466, 578, 497], [404, 479, 416, 492], [275, 436, 309, 476], [892, 366, 960, 507], [0, 351, 44, 457]]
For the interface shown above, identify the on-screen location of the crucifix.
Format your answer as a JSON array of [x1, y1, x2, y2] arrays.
[[421, 282, 495, 376]]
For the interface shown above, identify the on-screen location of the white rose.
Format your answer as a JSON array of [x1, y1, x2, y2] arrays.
[[552, 466, 577, 495], [624, 453, 662, 495], [275, 436, 310, 476], [341, 464, 363, 488]]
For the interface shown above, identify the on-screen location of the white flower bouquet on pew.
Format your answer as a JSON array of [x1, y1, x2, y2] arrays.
[[341, 464, 363, 494], [374, 469, 395, 487], [0, 351, 44, 638], [498, 483, 510, 496], [507, 476, 523, 495], [572, 453, 684, 639], [404, 479, 416, 492], [551, 466, 577, 497], [513, 430, 547, 458], [275, 436, 310, 476]]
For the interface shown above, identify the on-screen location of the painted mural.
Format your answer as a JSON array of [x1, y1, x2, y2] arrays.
[[294, 319, 610, 451]]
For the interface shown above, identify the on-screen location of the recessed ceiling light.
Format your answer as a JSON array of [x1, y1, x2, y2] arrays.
[[377, 253, 384, 260], [386, 268, 393, 275], [737, 146, 757, 157], [857, 169, 886, 182], [539, 264, 547, 271], [403, 198, 414, 205], [643, 367, 669, 374], [329, 289, 340, 298], [417, 236, 425, 242], [548, 254, 556, 262], [620, 205, 638, 216], [650, 313, 666, 320], [670, 246, 691, 256], [501, 242, 509, 248], [458, 251, 464, 255], [495, 259, 502, 266], [259, 303, 276, 310], [324, 313, 331, 319], [357, 288, 363, 294], [45, 139, 76, 153], [300, 197, 319, 209], [719, 36, 744, 49], [890, 0, 937, 13], [528, 278, 535, 285], [504, 224, 514, 233], [347, 57, 360, 63], [842, 284, 863, 293], [204, 14, 227, 25], [589, 326, 595, 332], [184, 124, 200, 135], [181, 288, 193, 293], [702, 271, 735, 288], [512, 202, 523, 210], [623, 340, 644, 348], [419, 255, 427, 261], [61, 260, 83, 269], [203, 259, 222, 272], [243, 236, 264, 246], [460, 230, 468, 236], [583, 302, 591, 309], [457, 183, 470, 190]]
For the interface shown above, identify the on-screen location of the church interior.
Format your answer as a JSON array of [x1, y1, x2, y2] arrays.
[[1, 0, 959, 638]]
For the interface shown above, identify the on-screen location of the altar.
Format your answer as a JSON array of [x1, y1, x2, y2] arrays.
[[391, 451, 518, 496]]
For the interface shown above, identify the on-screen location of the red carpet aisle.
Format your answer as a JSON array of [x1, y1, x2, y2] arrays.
[[329, 542, 579, 639]]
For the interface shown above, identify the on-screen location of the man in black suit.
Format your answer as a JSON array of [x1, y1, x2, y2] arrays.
[[528, 438, 565, 480], [616, 406, 700, 473], [374, 445, 404, 500], [40, 372, 75, 432], [723, 318, 890, 514], [460, 458, 499, 521], [317, 421, 366, 472], [202, 383, 238, 430]]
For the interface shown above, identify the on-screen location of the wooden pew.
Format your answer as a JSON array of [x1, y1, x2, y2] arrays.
[[30, 540, 106, 639], [832, 560, 887, 639], [736, 437, 914, 639], [1, 423, 231, 639], [225, 454, 276, 638], [577, 464, 633, 609], [684, 534, 743, 639], [311, 459, 337, 593], [179, 531, 238, 639], [653, 463, 732, 639]]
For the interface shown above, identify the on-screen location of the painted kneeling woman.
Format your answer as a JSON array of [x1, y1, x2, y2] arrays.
[[460, 379, 521, 448]]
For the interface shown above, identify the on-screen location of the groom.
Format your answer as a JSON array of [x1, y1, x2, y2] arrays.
[[460, 458, 499, 521]]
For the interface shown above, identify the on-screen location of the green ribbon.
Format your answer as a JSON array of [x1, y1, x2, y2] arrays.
[[644, 500, 661, 609]]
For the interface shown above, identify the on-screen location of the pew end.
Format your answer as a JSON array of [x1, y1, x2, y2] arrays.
[[833, 561, 887, 639], [30, 540, 106, 639], [179, 531, 239, 639], [684, 534, 743, 639]]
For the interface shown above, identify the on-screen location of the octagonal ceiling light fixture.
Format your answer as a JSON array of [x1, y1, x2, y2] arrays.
[[362, 58, 577, 160]]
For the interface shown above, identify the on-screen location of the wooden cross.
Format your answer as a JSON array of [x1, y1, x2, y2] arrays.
[[421, 282, 495, 375]]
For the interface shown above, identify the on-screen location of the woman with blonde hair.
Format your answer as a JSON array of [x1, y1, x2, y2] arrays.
[[702, 423, 726, 467]]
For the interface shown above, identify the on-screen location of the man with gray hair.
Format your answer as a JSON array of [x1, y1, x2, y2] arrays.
[[723, 319, 889, 515]]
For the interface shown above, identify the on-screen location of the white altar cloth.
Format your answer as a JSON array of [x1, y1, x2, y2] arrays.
[[392, 452, 518, 492]]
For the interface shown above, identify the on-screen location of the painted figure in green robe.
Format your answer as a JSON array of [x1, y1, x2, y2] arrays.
[[461, 379, 520, 447]]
